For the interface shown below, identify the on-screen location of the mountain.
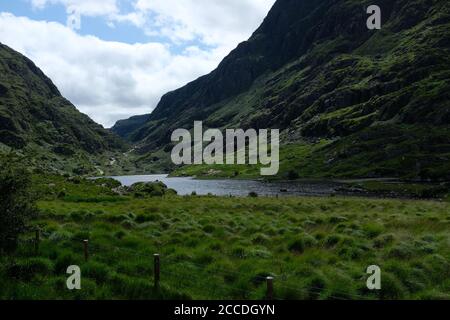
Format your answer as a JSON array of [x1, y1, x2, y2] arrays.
[[0, 43, 129, 174], [116, 0, 450, 180], [111, 113, 150, 140]]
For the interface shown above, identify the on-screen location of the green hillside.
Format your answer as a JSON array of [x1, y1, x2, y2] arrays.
[[0, 43, 133, 175], [115, 0, 450, 180]]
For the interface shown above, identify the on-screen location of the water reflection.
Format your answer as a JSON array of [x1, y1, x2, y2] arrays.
[[110, 175, 344, 197]]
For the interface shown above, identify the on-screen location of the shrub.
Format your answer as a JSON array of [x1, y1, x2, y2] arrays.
[[0, 154, 38, 252], [54, 252, 78, 274], [114, 230, 127, 239], [373, 234, 395, 248], [388, 242, 415, 259], [251, 233, 270, 245], [324, 234, 341, 248], [231, 245, 247, 258], [83, 212, 96, 221], [93, 178, 122, 189], [121, 219, 137, 229], [288, 234, 317, 253], [325, 272, 356, 300], [362, 223, 385, 238], [130, 181, 175, 197], [288, 235, 317, 253], [202, 224, 215, 233], [48, 230, 73, 242], [380, 272, 407, 299], [337, 246, 364, 260], [83, 261, 111, 284]]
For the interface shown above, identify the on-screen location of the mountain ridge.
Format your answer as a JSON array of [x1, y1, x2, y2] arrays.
[[0, 43, 130, 174], [113, 0, 450, 180]]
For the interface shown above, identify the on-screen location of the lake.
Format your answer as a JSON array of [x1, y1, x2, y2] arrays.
[[109, 174, 347, 197]]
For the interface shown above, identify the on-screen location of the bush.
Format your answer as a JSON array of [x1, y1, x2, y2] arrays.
[[362, 223, 385, 238], [93, 178, 122, 189], [288, 238, 305, 253], [251, 233, 270, 245], [231, 245, 247, 258], [0, 154, 38, 252], [373, 234, 395, 248], [324, 234, 341, 248], [83, 261, 111, 284], [130, 181, 176, 197], [202, 224, 215, 233], [288, 234, 317, 253], [388, 242, 415, 259], [54, 252, 78, 274], [380, 272, 407, 299]]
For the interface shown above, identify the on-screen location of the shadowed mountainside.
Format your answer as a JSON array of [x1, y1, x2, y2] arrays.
[[0, 43, 129, 174], [114, 0, 450, 180]]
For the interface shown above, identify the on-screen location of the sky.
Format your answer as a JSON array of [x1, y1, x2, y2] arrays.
[[0, 0, 276, 127]]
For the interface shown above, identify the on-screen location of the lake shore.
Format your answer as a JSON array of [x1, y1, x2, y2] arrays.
[[98, 174, 450, 201]]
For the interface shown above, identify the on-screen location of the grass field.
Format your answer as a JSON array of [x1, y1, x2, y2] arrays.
[[1, 176, 449, 300]]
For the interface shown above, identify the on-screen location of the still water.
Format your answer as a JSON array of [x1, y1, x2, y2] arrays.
[[110, 174, 345, 197]]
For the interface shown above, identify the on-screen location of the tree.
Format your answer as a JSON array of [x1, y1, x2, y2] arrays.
[[0, 154, 38, 253]]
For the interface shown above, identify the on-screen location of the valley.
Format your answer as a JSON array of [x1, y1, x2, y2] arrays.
[[0, 0, 449, 301]]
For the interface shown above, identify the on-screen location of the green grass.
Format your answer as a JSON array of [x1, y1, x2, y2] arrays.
[[171, 140, 332, 180], [1, 176, 449, 300], [167, 121, 450, 186]]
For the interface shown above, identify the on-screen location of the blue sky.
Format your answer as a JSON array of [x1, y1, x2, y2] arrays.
[[0, 0, 205, 49], [0, 0, 275, 127]]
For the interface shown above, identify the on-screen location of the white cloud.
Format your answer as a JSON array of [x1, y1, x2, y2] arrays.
[[0, 13, 225, 127], [135, 0, 275, 51], [30, 0, 143, 29], [0, 1, 275, 127], [30, 0, 119, 16]]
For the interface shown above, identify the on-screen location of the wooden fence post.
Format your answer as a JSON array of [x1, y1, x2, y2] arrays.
[[266, 276, 274, 300], [83, 239, 89, 262], [34, 229, 40, 255], [154, 254, 160, 288]]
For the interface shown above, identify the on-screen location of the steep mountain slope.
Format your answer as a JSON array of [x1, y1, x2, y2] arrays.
[[111, 113, 150, 140], [0, 43, 129, 174], [116, 0, 450, 180]]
